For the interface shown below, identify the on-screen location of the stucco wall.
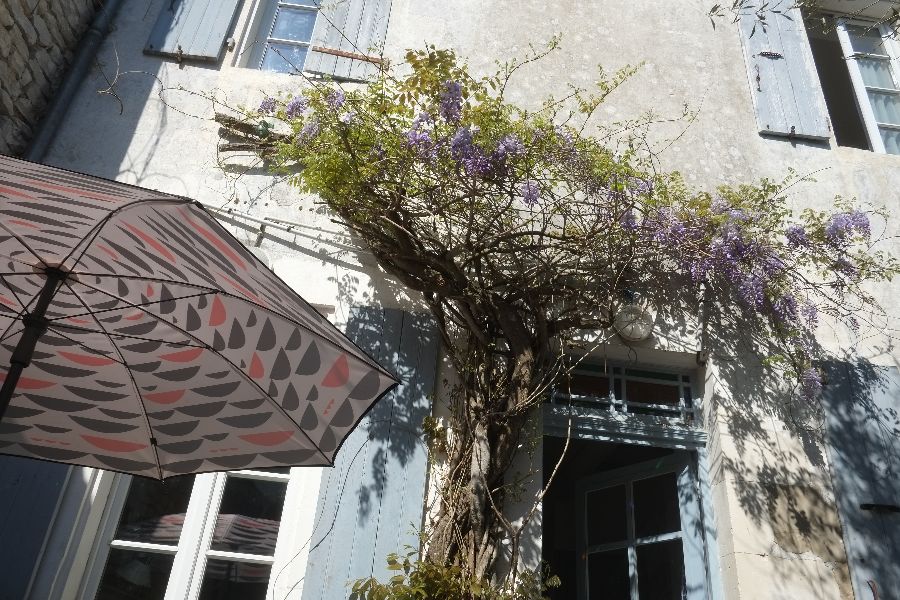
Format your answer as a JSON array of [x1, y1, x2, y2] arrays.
[[26, 0, 900, 598], [0, 0, 97, 155]]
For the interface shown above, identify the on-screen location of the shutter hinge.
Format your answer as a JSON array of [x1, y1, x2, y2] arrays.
[[175, 44, 184, 64], [789, 125, 796, 139]]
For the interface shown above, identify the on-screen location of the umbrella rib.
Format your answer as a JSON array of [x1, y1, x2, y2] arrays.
[[59, 198, 193, 275], [42, 324, 126, 366], [43, 286, 216, 325], [0, 220, 44, 267], [44, 321, 207, 349], [64, 280, 164, 479], [69, 280, 334, 467], [71, 272, 395, 380]]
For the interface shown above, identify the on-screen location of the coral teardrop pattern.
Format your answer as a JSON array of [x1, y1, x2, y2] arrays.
[[0, 155, 398, 479]]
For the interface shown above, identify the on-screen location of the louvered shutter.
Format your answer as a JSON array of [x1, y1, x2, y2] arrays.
[[0, 458, 69, 600], [145, 0, 241, 63], [738, 9, 831, 139], [821, 361, 900, 597], [305, 0, 391, 81], [301, 308, 439, 600]]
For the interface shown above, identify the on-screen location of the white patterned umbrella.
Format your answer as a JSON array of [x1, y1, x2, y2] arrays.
[[0, 155, 398, 478]]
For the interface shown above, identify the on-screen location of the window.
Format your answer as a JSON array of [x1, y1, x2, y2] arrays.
[[86, 468, 294, 600], [806, 17, 900, 154], [240, 0, 392, 81], [550, 362, 697, 424], [248, 1, 319, 73]]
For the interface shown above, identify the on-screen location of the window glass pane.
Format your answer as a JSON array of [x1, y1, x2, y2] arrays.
[[867, 90, 900, 124], [198, 559, 272, 600], [636, 540, 686, 600], [633, 472, 681, 538], [847, 25, 888, 55], [114, 476, 194, 544], [857, 58, 897, 89], [566, 372, 609, 398], [261, 43, 309, 73], [880, 127, 900, 154], [271, 7, 317, 42], [210, 477, 287, 554], [94, 549, 174, 600], [587, 548, 630, 599], [625, 380, 680, 406], [585, 485, 627, 546]]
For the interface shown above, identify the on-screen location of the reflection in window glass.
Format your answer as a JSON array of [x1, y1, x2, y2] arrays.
[[94, 550, 174, 600], [198, 560, 272, 600], [585, 485, 627, 546], [210, 477, 287, 555], [633, 472, 681, 539], [867, 91, 900, 124], [636, 540, 686, 600], [847, 25, 888, 55], [261, 44, 309, 73], [114, 476, 194, 544], [271, 8, 317, 42], [858, 58, 897, 89]]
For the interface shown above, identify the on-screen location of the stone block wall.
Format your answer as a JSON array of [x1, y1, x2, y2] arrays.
[[0, 0, 98, 155]]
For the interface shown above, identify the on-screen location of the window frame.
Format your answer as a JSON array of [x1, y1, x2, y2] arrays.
[[240, 0, 320, 74], [574, 454, 709, 600], [835, 17, 900, 154], [79, 468, 308, 600]]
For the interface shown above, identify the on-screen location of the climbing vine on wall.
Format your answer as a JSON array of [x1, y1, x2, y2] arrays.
[[216, 43, 897, 596]]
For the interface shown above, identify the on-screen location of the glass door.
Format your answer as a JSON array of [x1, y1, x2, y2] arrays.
[[88, 468, 291, 600], [575, 455, 708, 600]]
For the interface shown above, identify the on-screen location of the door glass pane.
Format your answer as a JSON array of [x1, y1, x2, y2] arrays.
[[210, 477, 287, 554], [198, 559, 272, 600], [867, 90, 900, 124], [633, 472, 681, 538], [847, 25, 888, 55], [585, 485, 627, 546], [636, 540, 685, 600], [261, 43, 309, 73], [857, 58, 897, 89], [114, 476, 194, 544], [587, 548, 629, 599], [271, 7, 317, 42], [880, 127, 900, 154], [94, 549, 174, 600]]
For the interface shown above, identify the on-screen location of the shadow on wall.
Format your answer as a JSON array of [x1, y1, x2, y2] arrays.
[[705, 300, 899, 598]]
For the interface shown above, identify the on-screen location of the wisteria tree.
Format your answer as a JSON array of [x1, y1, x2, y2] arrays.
[[216, 45, 896, 597]]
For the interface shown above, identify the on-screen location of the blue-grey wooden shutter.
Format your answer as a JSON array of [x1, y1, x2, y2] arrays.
[[144, 0, 241, 63], [305, 0, 391, 81], [0, 457, 69, 600], [738, 8, 831, 140], [301, 308, 439, 600], [821, 361, 900, 597]]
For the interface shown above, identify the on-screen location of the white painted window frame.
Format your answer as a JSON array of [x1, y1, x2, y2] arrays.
[[77, 467, 320, 600], [835, 17, 900, 153], [237, 0, 319, 72]]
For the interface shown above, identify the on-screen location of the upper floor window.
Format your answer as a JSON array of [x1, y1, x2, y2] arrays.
[[252, 1, 319, 73], [550, 362, 697, 425], [807, 17, 900, 154]]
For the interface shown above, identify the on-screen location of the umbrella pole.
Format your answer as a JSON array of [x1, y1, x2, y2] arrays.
[[0, 268, 66, 422]]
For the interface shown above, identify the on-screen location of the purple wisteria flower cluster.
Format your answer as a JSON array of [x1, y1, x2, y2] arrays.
[[285, 96, 308, 119], [825, 210, 870, 244], [258, 96, 277, 115], [439, 80, 463, 123]]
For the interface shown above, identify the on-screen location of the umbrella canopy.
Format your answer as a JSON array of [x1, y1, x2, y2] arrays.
[[0, 155, 398, 479]]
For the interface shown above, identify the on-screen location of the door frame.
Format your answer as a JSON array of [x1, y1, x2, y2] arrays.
[[574, 453, 708, 600]]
